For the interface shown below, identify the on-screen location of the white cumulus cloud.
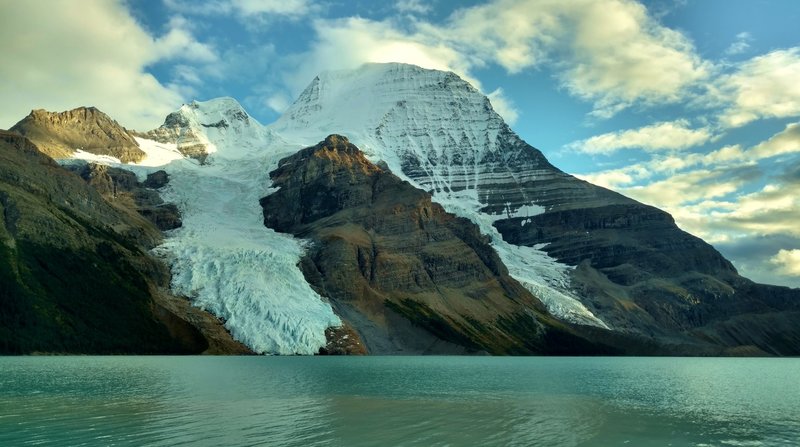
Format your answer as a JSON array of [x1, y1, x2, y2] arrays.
[[164, 0, 316, 19], [0, 0, 193, 130], [752, 122, 800, 159], [716, 48, 800, 128], [770, 249, 800, 276], [569, 120, 713, 155], [434, 0, 709, 117]]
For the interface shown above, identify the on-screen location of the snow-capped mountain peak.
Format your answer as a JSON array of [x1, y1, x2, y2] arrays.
[[271, 62, 608, 328], [142, 96, 271, 162], [180, 97, 254, 129]]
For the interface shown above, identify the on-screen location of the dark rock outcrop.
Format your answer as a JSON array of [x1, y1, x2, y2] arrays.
[[64, 164, 182, 231], [0, 130, 248, 355], [485, 137, 800, 354], [261, 135, 617, 355], [143, 170, 170, 189], [9, 107, 145, 162]]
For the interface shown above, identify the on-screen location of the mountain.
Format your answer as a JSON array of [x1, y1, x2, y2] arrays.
[[0, 130, 248, 354], [261, 134, 615, 354], [272, 63, 800, 355], [10, 107, 145, 163], [3, 62, 799, 356]]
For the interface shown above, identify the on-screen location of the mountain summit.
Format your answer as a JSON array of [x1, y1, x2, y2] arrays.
[[138, 97, 267, 163], [10, 107, 144, 162]]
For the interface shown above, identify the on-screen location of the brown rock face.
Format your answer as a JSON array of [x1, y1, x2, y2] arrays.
[[65, 164, 182, 231], [9, 107, 145, 162], [261, 135, 615, 355]]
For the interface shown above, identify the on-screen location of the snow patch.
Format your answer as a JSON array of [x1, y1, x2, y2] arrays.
[[70, 150, 121, 165], [133, 137, 184, 167]]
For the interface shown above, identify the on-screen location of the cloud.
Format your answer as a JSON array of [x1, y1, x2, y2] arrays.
[[569, 119, 713, 154], [164, 0, 316, 20], [623, 166, 759, 208], [286, 17, 474, 95], [769, 249, 800, 276], [154, 16, 218, 63], [395, 0, 433, 15], [716, 48, 800, 128], [0, 0, 188, 130], [751, 122, 800, 159], [265, 93, 292, 113], [577, 164, 650, 189], [724, 31, 753, 56], [434, 0, 709, 117], [486, 88, 519, 125], [559, 0, 710, 116]]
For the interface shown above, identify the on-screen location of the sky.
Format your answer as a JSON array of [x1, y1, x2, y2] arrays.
[[1, 0, 800, 288]]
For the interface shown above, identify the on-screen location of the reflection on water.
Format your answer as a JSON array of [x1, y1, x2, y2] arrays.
[[0, 356, 798, 446]]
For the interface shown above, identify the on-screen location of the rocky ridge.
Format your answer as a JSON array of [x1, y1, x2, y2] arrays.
[[10, 107, 145, 162], [64, 164, 182, 231]]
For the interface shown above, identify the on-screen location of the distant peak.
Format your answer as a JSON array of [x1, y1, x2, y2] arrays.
[[187, 97, 246, 112], [27, 106, 112, 122], [172, 97, 254, 127], [9, 105, 143, 162], [323, 134, 350, 146]]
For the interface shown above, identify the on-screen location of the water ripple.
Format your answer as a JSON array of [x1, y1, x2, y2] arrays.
[[0, 357, 798, 446]]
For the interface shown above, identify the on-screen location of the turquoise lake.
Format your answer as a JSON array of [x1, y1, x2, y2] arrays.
[[1, 356, 798, 446]]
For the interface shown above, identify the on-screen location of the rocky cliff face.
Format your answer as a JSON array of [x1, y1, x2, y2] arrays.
[[65, 164, 182, 231], [261, 135, 617, 355], [9, 107, 145, 162], [0, 130, 249, 354]]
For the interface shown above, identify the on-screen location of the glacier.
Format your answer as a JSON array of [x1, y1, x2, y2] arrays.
[[150, 99, 341, 354], [70, 98, 342, 355]]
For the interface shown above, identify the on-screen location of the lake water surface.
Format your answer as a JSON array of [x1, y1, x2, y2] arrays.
[[1, 356, 798, 446]]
